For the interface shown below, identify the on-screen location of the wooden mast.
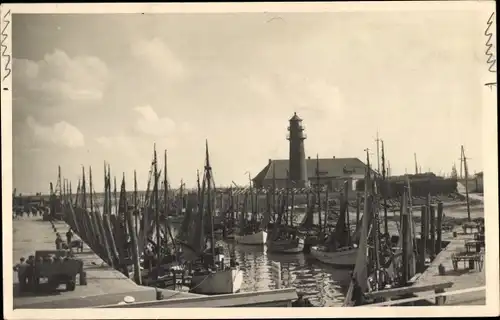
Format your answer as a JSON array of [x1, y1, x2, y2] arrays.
[[272, 161, 276, 223], [205, 140, 216, 264], [414, 153, 418, 175], [316, 154, 322, 234], [153, 144, 161, 270], [461, 145, 471, 221], [381, 140, 389, 235], [164, 150, 176, 252], [134, 170, 138, 236]]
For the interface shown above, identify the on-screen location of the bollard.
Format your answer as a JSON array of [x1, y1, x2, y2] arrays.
[[435, 288, 446, 305], [79, 271, 87, 285], [438, 264, 445, 275], [155, 287, 163, 300]]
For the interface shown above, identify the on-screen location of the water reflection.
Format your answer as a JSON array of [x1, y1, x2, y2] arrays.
[[220, 241, 350, 307]]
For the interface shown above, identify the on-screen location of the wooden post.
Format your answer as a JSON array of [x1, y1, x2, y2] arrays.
[[461, 146, 471, 222], [436, 202, 443, 254], [306, 191, 310, 220], [345, 182, 350, 244], [419, 205, 428, 272], [401, 192, 409, 286], [126, 206, 142, 284], [399, 196, 404, 233], [430, 205, 436, 259], [356, 192, 360, 227]]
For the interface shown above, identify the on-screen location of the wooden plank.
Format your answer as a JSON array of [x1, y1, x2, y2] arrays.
[[362, 286, 485, 307], [364, 281, 453, 299], [96, 288, 298, 308]]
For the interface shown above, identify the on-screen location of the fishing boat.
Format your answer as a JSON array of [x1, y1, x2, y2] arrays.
[[190, 247, 244, 294], [234, 229, 268, 245], [310, 244, 358, 268], [233, 210, 268, 245], [266, 207, 305, 254], [267, 236, 305, 253], [191, 267, 243, 294], [187, 141, 243, 294], [310, 156, 365, 269], [309, 200, 359, 268], [264, 165, 306, 253]]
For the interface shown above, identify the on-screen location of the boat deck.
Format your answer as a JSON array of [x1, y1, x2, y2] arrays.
[[12, 216, 200, 309], [412, 226, 486, 305]]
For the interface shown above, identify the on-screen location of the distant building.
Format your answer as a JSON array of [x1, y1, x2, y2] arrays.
[[252, 157, 373, 191]]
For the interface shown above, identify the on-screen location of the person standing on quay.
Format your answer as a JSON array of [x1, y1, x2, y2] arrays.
[[66, 228, 74, 250], [13, 257, 29, 292]]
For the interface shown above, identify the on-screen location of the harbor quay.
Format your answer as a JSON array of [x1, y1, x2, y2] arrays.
[[12, 216, 297, 308], [411, 226, 486, 306]]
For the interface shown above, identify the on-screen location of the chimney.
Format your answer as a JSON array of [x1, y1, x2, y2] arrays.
[[333, 156, 336, 159], [268, 159, 272, 164], [307, 156, 311, 159]]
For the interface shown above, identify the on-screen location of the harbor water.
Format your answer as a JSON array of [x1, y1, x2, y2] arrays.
[[169, 223, 351, 307]]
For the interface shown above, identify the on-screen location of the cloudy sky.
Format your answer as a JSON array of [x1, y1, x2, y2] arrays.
[[12, 10, 486, 194]]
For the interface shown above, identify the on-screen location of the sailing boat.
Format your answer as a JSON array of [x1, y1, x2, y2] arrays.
[[265, 164, 305, 253], [310, 181, 360, 268], [234, 183, 268, 245], [189, 140, 244, 294], [310, 150, 373, 268]]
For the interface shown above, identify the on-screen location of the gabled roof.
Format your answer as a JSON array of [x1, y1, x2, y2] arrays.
[[253, 158, 370, 182]]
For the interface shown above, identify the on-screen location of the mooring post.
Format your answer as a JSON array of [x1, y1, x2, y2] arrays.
[[430, 205, 436, 259], [401, 192, 409, 286], [126, 207, 142, 285], [306, 191, 310, 216], [419, 205, 428, 272], [355, 192, 360, 227], [436, 202, 443, 254]]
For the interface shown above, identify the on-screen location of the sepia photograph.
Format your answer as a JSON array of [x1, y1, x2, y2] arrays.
[[2, 1, 498, 318]]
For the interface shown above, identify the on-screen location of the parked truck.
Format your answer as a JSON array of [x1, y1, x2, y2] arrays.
[[33, 250, 84, 291]]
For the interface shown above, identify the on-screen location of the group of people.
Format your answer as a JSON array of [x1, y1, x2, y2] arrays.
[[13, 207, 44, 219], [55, 228, 82, 252]]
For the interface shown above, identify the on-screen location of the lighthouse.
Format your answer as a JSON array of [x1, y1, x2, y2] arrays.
[[287, 112, 309, 188]]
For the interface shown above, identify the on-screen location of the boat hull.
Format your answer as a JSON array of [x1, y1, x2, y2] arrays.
[[310, 246, 358, 269], [190, 268, 243, 295], [234, 230, 268, 245], [267, 238, 305, 253]]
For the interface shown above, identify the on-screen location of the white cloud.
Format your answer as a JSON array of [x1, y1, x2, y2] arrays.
[[131, 38, 185, 79], [133, 105, 178, 137], [14, 50, 109, 103], [26, 116, 85, 148], [245, 72, 343, 121]]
